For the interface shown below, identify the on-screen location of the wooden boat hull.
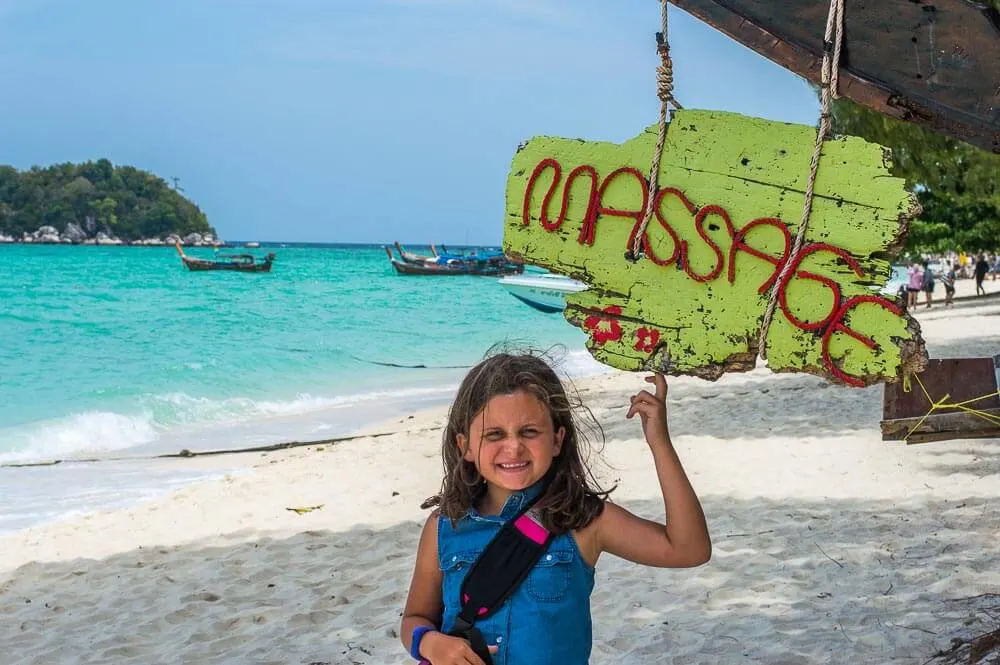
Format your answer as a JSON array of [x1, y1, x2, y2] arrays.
[[385, 244, 524, 276], [389, 258, 523, 276], [175, 242, 274, 272], [181, 257, 273, 272], [669, 0, 1000, 153]]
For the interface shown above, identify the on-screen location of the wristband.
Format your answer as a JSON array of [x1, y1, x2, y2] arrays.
[[410, 626, 436, 661]]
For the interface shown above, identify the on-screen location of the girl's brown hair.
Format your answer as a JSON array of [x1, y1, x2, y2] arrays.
[[422, 349, 613, 534]]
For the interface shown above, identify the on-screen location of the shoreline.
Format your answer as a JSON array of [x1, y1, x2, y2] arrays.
[[0, 385, 461, 536], [0, 352, 607, 534]]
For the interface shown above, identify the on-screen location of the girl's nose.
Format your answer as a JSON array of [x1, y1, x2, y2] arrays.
[[502, 436, 526, 452]]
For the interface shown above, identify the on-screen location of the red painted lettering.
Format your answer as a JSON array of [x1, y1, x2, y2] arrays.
[[634, 187, 693, 267], [776, 243, 863, 332], [684, 204, 731, 283], [581, 167, 648, 246], [821, 295, 903, 387], [727, 217, 791, 293], [522, 159, 599, 234]]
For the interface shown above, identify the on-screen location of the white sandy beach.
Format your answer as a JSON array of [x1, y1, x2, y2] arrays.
[[2, 292, 999, 665]]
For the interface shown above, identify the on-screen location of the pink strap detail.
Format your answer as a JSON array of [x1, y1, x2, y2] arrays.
[[514, 514, 548, 544]]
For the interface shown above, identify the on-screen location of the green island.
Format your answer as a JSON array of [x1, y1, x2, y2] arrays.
[[0, 159, 217, 245]]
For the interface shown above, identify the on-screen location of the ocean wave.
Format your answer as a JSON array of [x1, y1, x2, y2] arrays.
[[144, 385, 457, 426], [558, 349, 612, 378], [0, 353, 606, 465], [0, 411, 158, 464], [0, 384, 460, 464]]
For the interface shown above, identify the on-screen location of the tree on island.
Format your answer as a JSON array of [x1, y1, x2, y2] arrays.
[[0, 159, 215, 241], [830, 97, 1000, 254]]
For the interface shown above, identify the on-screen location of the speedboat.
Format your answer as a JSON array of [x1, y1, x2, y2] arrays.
[[498, 273, 587, 313]]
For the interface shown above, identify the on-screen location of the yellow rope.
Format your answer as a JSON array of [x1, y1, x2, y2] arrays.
[[902, 373, 1000, 443]]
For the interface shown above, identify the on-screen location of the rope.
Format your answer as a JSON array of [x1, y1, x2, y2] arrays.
[[903, 373, 1000, 444], [631, 0, 682, 259], [757, 0, 845, 360]]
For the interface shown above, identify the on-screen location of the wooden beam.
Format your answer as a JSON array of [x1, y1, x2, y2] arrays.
[[668, 0, 1000, 154]]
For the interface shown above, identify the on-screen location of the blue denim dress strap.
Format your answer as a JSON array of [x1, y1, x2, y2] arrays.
[[438, 483, 595, 665]]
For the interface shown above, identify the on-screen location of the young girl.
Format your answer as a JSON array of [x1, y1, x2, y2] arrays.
[[401, 352, 711, 665]]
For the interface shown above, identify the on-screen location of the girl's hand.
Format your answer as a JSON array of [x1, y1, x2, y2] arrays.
[[626, 374, 670, 448], [421, 631, 498, 665]]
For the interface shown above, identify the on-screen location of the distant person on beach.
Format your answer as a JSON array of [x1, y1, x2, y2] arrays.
[[975, 255, 989, 296], [907, 262, 923, 309], [401, 353, 710, 665], [942, 263, 957, 307], [921, 260, 935, 308]]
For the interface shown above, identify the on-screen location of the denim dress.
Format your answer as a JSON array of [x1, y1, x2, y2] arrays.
[[437, 483, 595, 665]]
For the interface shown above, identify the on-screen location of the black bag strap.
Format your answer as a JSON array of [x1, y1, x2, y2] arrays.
[[448, 489, 554, 664]]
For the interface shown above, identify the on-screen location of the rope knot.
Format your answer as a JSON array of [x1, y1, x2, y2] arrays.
[[656, 41, 678, 104], [656, 65, 674, 104]]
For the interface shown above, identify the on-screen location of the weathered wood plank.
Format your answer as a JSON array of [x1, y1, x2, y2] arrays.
[[881, 408, 1000, 444], [668, 0, 1000, 153], [881, 356, 1000, 442], [504, 109, 926, 386]]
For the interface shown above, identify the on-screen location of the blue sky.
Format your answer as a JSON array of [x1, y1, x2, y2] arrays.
[[0, 0, 819, 244]]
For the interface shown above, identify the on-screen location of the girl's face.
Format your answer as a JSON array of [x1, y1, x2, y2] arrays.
[[457, 389, 565, 498]]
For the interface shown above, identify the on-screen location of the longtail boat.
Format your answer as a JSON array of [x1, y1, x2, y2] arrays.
[[668, 0, 1000, 153], [175, 243, 275, 273], [393, 241, 508, 265], [383, 245, 524, 276]]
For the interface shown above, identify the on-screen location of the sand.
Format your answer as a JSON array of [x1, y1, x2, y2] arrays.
[[2, 295, 999, 665]]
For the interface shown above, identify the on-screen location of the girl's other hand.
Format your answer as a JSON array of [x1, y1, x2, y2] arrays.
[[626, 374, 670, 447], [420, 631, 498, 665]]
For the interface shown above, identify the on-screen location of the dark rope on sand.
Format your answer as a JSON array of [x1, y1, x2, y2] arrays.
[[0, 430, 401, 469]]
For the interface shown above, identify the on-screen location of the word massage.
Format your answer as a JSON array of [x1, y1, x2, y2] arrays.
[[504, 110, 926, 387]]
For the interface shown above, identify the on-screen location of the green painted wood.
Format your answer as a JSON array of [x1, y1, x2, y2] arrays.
[[503, 109, 927, 386]]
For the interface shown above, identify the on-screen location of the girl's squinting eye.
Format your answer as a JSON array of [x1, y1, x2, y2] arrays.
[[484, 429, 505, 441]]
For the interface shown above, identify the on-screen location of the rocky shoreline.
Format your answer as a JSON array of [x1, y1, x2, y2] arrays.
[[0, 225, 223, 247]]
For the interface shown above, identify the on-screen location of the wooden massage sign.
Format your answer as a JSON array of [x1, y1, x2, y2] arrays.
[[503, 110, 928, 387]]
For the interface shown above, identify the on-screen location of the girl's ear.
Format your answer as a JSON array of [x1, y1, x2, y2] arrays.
[[553, 426, 565, 456], [456, 433, 474, 461]]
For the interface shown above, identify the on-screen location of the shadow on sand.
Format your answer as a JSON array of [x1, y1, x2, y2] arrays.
[[2, 482, 997, 664]]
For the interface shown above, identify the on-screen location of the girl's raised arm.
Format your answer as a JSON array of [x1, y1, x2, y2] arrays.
[[596, 375, 711, 568]]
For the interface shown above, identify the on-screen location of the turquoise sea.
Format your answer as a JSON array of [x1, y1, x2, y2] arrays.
[[0, 244, 597, 533]]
